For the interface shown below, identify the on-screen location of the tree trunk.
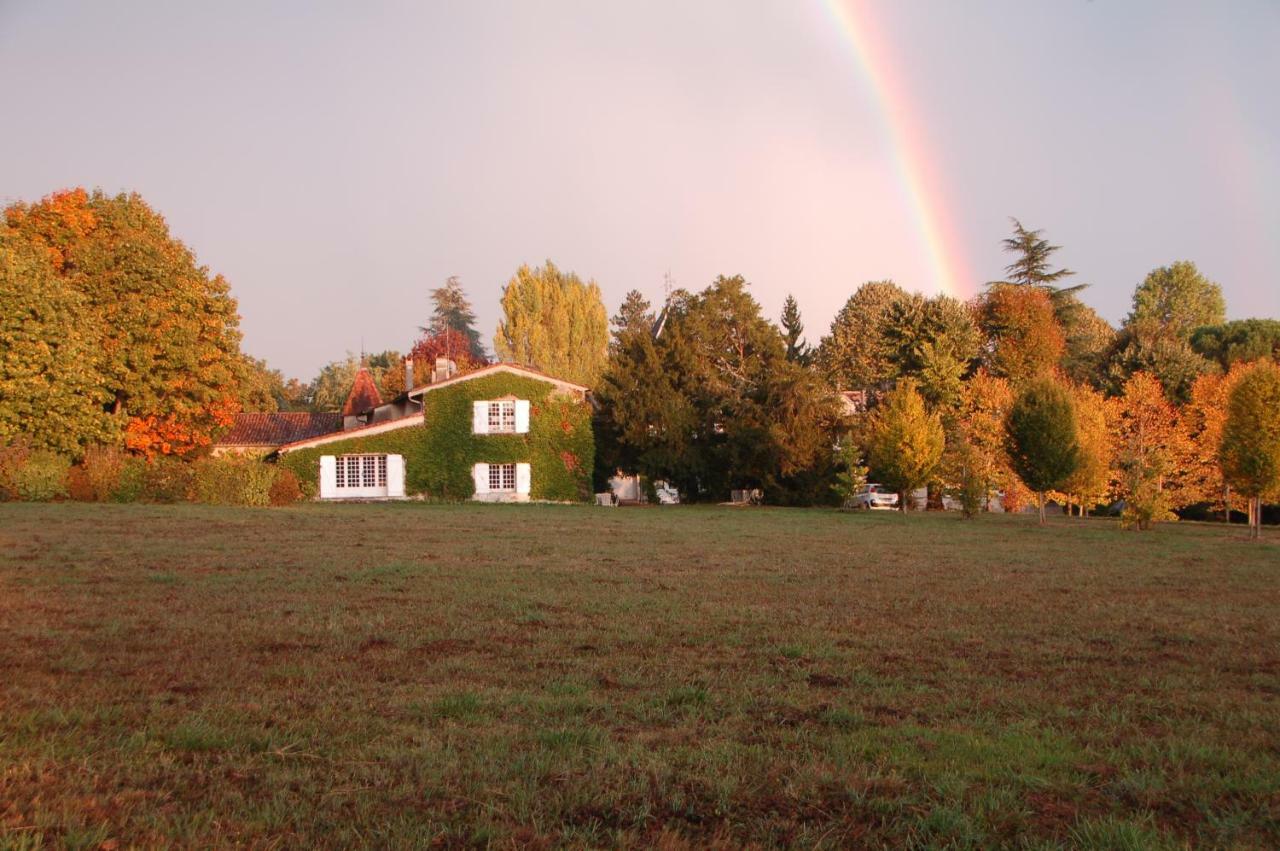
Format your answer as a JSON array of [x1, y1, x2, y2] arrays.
[[1038, 492, 1046, 525], [1224, 485, 1232, 524]]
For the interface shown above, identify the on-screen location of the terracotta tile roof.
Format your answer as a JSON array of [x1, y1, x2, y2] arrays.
[[342, 367, 384, 416], [405, 362, 589, 398], [218, 412, 344, 447]]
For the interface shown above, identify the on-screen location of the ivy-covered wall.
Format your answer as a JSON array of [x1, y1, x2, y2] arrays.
[[279, 372, 594, 502]]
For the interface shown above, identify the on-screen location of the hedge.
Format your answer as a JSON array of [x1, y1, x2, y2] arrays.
[[279, 372, 594, 502]]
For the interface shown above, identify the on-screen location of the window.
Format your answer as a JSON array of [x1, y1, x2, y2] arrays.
[[488, 463, 516, 492], [336, 454, 387, 489], [487, 400, 516, 433]]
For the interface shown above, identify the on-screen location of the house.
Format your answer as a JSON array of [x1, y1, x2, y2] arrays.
[[273, 361, 593, 502]]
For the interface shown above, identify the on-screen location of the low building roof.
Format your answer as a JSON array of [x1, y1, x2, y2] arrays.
[[218, 412, 343, 447]]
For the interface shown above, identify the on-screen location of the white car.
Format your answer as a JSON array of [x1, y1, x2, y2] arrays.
[[849, 483, 900, 510]]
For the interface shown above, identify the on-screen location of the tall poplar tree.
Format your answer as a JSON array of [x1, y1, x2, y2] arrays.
[[493, 260, 609, 387]]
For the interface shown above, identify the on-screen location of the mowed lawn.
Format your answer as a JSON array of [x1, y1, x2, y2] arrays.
[[1, 504, 1278, 849]]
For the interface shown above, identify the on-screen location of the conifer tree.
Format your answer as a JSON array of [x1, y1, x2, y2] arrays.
[[779, 294, 811, 364], [425, 277, 486, 361]]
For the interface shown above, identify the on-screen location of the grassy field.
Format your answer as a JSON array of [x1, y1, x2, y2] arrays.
[[1, 503, 1277, 849]]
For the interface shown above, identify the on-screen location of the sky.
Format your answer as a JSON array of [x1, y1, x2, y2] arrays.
[[2, 0, 1277, 379]]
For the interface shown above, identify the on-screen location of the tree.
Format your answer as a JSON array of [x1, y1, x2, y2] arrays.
[[1105, 318, 1215, 404], [0, 233, 115, 454], [1219, 362, 1280, 539], [1108, 372, 1194, 530], [955, 369, 1028, 512], [1127, 261, 1226, 338], [4, 189, 245, 456], [424, 277, 485, 361], [307, 355, 360, 413], [883, 294, 981, 412], [979, 285, 1065, 383], [991, 218, 1080, 292], [780, 294, 811, 364], [612, 290, 655, 340], [1057, 383, 1112, 516], [1191, 319, 1280, 371], [1184, 363, 1252, 521], [816, 281, 911, 389], [1059, 300, 1117, 386], [1004, 377, 1080, 524], [863, 379, 945, 511], [494, 260, 609, 387]]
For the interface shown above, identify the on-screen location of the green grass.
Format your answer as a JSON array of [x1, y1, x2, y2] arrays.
[[0, 502, 1277, 847]]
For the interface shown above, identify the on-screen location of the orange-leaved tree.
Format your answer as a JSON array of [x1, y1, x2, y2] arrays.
[[1055, 382, 1113, 516], [955, 369, 1030, 513], [1108, 371, 1194, 530], [4, 189, 244, 456], [979, 285, 1065, 384], [1183, 362, 1252, 521]]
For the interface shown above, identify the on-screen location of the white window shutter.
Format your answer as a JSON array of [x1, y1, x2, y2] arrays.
[[319, 455, 336, 499], [472, 401, 489, 434], [516, 463, 531, 495], [386, 454, 405, 498], [473, 463, 490, 496], [514, 399, 531, 434]]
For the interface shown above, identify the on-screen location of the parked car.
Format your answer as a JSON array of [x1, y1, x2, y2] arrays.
[[849, 483, 899, 510]]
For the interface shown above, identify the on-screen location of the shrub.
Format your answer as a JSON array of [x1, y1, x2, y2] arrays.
[[268, 467, 303, 506], [66, 465, 96, 501], [13, 450, 70, 501], [192, 456, 276, 506], [142, 456, 195, 503], [81, 446, 127, 501], [113, 457, 148, 503], [0, 442, 32, 501]]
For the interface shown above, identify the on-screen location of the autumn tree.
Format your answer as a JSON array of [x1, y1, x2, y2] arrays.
[[494, 260, 608, 387], [1219, 361, 1280, 539], [979, 285, 1065, 383], [423, 277, 485, 361], [1004, 377, 1080, 524], [863, 379, 945, 512], [1108, 371, 1194, 530], [816, 281, 911, 389], [1184, 363, 1251, 521], [1057, 383, 1112, 516], [780, 294, 812, 364], [0, 232, 115, 454], [4, 189, 244, 456], [955, 369, 1027, 512]]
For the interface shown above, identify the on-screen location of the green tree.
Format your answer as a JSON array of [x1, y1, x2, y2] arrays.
[[611, 290, 655, 341], [424, 277, 486, 361], [0, 232, 115, 454], [991, 218, 1081, 293], [494, 260, 609, 387], [1004, 377, 1081, 524], [1219, 362, 1280, 540], [1191, 319, 1280, 370], [863, 379, 945, 511], [307, 355, 360, 413], [1128, 261, 1226, 338], [780, 294, 811, 364], [816, 280, 911, 389]]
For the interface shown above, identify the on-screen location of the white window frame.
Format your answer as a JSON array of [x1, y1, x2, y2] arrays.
[[488, 462, 516, 492], [338, 454, 387, 490], [487, 400, 516, 434]]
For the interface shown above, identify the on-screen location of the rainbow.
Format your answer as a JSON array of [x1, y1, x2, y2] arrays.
[[818, 0, 972, 298]]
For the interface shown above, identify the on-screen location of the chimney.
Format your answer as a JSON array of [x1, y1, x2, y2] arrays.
[[403, 356, 414, 392], [433, 357, 457, 384]]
